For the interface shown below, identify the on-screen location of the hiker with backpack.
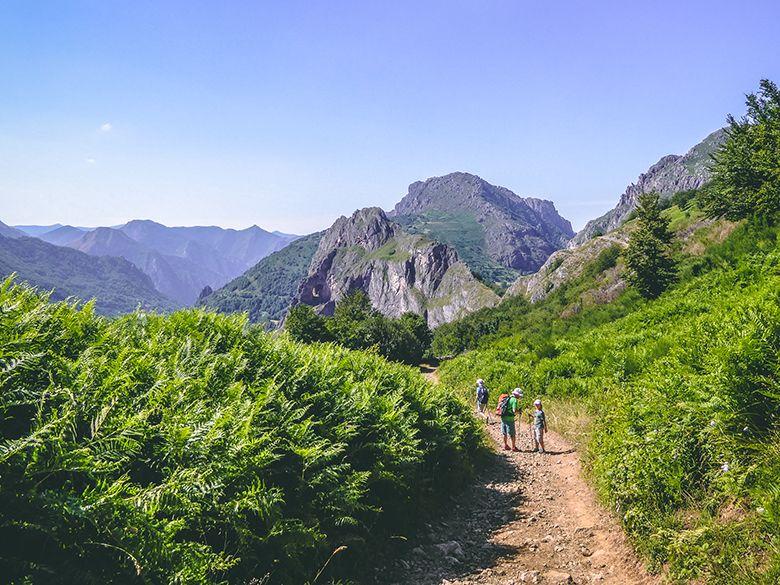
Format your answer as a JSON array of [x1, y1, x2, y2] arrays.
[[475, 379, 490, 424], [497, 388, 523, 451]]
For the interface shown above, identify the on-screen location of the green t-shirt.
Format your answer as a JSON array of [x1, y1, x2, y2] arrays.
[[501, 396, 520, 421]]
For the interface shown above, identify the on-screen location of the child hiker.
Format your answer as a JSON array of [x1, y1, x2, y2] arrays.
[[475, 379, 490, 424], [497, 388, 523, 452], [531, 399, 548, 453]]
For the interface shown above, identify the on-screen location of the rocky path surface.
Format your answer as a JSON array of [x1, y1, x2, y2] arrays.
[[377, 417, 658, 585]]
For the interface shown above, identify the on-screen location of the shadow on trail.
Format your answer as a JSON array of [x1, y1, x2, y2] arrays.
[[538, 449, 575, 456], [375, 445, 529, 584]]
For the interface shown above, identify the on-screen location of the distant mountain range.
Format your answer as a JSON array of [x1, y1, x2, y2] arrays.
[[8, 127, 725, 325], [15, 221, 298, 305], [0, 232, 176, 315], [203, 172, 570, 326]]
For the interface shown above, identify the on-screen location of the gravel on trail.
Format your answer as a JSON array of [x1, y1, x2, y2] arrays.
[[376, 417, 659, 585]]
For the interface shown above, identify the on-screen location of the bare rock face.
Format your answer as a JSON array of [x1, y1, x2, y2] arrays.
[[391, 172, 574, 273], [296, 207, 499, 327], [570, 129, 726, 247]]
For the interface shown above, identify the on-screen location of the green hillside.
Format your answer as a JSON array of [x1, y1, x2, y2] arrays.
[[0, 281, 482, 584], [396, 210, 521, 290], [0, 234, 177, 315], [199, 232, 323, 324], [438, 219, 779, 582]]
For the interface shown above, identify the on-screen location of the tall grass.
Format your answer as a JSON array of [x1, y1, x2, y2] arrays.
[[0, 278, 483, 584]]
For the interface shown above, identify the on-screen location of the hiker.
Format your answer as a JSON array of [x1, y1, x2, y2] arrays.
[[475, 379, 490, 423], [497, 388, 523, 452], [531, 399, 548, 453]]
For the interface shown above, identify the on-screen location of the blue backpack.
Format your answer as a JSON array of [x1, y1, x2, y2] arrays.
[[477, 385, 489, 404]]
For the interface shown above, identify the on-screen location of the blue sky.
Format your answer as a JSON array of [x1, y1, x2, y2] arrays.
[[1, 1, 778, 233]]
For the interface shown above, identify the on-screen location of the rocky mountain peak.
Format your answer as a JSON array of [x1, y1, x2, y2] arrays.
[[391, 172, 574, 274], [311, 207, 398, 267], [570, 128, 726, 247], [296, 206, 499, 327]]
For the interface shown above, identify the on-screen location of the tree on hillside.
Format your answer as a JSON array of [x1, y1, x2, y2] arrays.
[[700, 79, 780, 223], [625, 192, 677, 299], [285, 304, 332, 343]]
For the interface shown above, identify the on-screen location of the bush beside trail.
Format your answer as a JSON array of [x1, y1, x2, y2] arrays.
[[0, 280, 483, 584]]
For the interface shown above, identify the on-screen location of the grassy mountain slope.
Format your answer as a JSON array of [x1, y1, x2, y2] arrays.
[[437, 218, 780, 583], [396, 210, 522, 289], [200, 231, 324, 324], [0, 281, 482, 584], [0, 234, 177, 314]]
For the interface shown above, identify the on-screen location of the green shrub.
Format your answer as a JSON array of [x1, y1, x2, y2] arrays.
[[0, 280, 482, 584], [286, 292, 433, 365]]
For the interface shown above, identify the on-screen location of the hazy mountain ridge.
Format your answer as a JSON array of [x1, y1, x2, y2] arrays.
[[0, 232, 176, 314], [17, 220, 298, 305], [0, 221, 25, 239]]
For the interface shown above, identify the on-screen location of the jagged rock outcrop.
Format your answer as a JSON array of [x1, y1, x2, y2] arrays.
[[391, 172, 574, 274], [507, 229, 631, 303], [570, 129, 726, 246], [296, 207, 499, 327]]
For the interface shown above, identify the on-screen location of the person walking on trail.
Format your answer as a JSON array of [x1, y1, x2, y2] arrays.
[[497, 388, 523, 452], [531, 399, 548, 453], [475, 379, 490, 424]]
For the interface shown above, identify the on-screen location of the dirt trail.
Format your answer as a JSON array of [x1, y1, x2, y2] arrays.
[[378, 416, 658, 585]]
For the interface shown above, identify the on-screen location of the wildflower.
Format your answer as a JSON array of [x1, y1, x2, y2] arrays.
[[709, 420, 717, 427], [743, 426, 749, 432], [721, 462, 730, 472], [757, 507, 766, 514]]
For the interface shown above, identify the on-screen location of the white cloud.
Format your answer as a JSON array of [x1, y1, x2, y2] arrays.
[[86, 157, 96, 164], [99, 122, 112, 132]]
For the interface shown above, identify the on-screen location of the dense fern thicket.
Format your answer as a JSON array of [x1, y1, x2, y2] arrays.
[[439, 221, 780, 582], [0, 281, 482, 584]]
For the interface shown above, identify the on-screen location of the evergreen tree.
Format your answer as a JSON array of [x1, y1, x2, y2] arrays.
[[625, 192, 677, 299], [701, 79, 780, 223]]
